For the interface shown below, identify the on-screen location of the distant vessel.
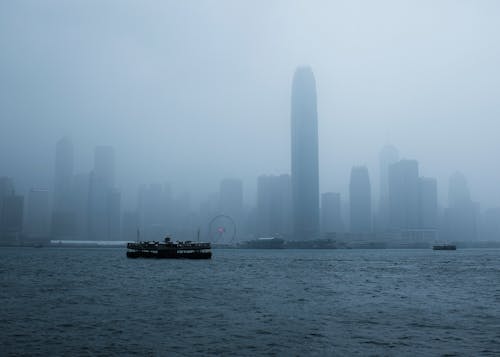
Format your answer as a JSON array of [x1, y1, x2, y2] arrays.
[[432, 244, 456, 251], [240, 237, 285, 249], [127, 237, 212, 259]]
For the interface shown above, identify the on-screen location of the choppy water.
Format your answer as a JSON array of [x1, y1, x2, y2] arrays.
[[1, 247, 500, 356]]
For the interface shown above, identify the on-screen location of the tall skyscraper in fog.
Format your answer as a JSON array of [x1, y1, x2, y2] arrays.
[[378, 145, 399, 232], [388, 160, 419, 230], [291, 66, 319, 240], [418, 177, 438, 229], [349, 166, 372, 233], [443, 172, 478, 241], [93, 146, 115, 189], [88, 146, 120, 240], [53, 137, 73, 210], [52, 137, 76, 237]]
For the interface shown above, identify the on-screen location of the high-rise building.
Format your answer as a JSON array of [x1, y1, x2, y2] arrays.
[[88, 146, 118, 240], [94, 146, 115, 189], [24, 189, 50, 238], [52, 137, 76, 237], [349, 166, 372, 233], [291, 66, 319, 240], [53, 137, 73, 211], [378, 145, 399, 232], [418, 177, 438, 229], [256, 174, 292, 237], [321, 192, 344, 234], [443, 172, 478, 241], [71, 173, 90, 239], [388, 160, 419, 230]]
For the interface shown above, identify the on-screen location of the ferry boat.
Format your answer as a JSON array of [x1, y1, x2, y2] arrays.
[[432, 243, 457, 251], [127, 237, 212, 259]]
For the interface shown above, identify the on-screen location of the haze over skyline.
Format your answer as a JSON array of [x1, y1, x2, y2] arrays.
[[1, 0, 500, 209]]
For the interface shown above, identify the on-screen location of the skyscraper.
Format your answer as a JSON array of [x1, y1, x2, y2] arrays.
[[88, 146, 118, 240], [388, 159, 419, 230], [291, 66, 319, 240], [349, 166, 372, 233], [418, 177, 438, 229], [378, 145, 399, 232], [53, 137, 73, 211], [443, 172, 478, 241], [52, 137, 76, 237]]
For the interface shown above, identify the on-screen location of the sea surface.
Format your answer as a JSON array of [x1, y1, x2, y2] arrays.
[[1, 247, 499, 356]]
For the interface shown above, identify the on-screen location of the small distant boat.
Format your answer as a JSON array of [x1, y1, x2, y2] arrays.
[[432, 244, 456, 251]]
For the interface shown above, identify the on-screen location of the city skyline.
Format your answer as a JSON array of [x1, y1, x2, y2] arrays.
[[2, 2, 500, 212]]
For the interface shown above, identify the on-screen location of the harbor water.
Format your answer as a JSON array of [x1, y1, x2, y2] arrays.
[[1, 247, 499, 355]]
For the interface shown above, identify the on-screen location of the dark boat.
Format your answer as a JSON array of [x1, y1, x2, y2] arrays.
[[127, 237, 212, 259], [432, 244, 456, 250]]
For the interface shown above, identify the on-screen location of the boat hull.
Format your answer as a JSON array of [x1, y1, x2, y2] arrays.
[[432, 245, 456, 250], [127, 250, 212, 259]]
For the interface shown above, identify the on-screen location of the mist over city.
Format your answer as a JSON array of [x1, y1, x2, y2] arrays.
[[1, 1, 500, 355]]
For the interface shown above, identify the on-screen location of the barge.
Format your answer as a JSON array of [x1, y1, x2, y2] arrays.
[[127, 237, 212, 259]]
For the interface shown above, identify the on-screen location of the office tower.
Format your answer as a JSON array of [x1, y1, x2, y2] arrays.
[[53, 137, 73, 210], [443, 172, 478, 241], [418, 177, 438, 229], [321, 192, 344, 233], [52, 137, 76, 237], [88, 146, 118, 240], [291, 66, 319, 240], [94, 146, 115, 189], [24, 189, 50, 238], [349, 166, 372, 233], [71, 173, 90, 239], [388, 159, 419, 230], [378, 145, 399, 231], [108, 189, 121, 240], [256, 174, 292, 237]]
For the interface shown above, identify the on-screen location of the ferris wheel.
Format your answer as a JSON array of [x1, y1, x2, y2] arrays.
[[208, 215, 236, 244]]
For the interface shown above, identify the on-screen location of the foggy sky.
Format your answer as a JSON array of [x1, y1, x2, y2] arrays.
[[1, 0, 500, 210]]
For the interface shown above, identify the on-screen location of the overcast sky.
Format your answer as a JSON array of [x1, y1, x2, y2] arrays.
[[1, 0, 500, 210]]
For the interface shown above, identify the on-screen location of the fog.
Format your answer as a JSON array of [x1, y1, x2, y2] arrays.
[[1, 0, 500, 210]]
